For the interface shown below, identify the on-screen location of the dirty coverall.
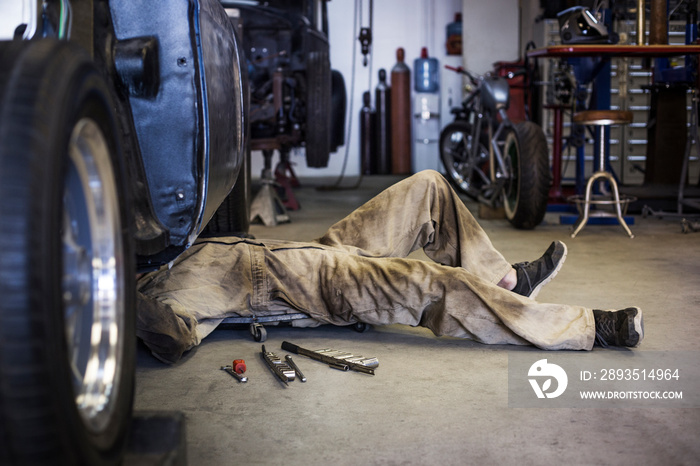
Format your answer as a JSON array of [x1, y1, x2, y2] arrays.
[[137, 170, 595, 363]]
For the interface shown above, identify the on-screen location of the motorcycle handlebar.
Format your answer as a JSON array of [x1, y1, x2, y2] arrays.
[[444, 65, 477, 84], [445, 65, 528, 83], [506, 69, 528, 79]]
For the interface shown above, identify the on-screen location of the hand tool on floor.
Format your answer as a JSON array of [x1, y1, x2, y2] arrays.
[[220, 359, 248, 383], [262, 345, 296, 386], [281, 341, 378, 375], [681, 218, 700, 234], [285, 355, 307, 382]]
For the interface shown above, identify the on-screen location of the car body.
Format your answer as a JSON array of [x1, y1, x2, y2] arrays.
[[222, 0, 345, 167]]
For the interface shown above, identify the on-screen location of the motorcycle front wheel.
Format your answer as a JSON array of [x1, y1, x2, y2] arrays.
[[439, 120, 490, 200], [501, 121, 551, 229]]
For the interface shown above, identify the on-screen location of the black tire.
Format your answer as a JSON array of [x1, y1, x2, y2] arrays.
[[202, 145, 252, 237], [439, 120, 490, 200], [351, 322, 370, 333], [0, 40, 135, 465], [304, 50, 332, 168], [502, 121, 551, 229], [329, 69, 347, 152]]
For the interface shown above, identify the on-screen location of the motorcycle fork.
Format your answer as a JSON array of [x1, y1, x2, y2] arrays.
[[487, 109, 513, 202], [470, 110, 482, 161]]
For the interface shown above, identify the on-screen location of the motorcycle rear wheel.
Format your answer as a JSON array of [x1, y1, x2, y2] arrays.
[[502, 121, 551, 229]]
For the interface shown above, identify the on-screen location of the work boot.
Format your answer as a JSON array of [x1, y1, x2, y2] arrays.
[[511, 241, 567, 299], [593, 307, 644, 348]]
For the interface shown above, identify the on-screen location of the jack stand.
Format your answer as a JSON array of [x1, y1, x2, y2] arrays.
[[250, 150, 290, 226], [275, 149, 300, 210]]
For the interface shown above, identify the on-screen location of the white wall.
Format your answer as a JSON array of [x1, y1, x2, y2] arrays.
[[462, 0, 520, 74], [251, 0, 521, 178]]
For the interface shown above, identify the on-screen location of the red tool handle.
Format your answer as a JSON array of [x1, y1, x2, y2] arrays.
[[232, 359, 246, 374]]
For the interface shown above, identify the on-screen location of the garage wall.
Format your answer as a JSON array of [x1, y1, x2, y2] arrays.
[[462, 0, 520, 73], [251, 0, 524, 179]]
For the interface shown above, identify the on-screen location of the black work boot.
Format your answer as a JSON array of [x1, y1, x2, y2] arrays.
[[593, 307, 644, 348], [511, 241, 568, 299]]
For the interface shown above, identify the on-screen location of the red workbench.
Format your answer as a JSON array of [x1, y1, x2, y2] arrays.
[[527, 44, 700, 59]]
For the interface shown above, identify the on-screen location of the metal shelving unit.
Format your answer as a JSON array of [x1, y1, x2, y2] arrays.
[[536, 19, 699, 189]]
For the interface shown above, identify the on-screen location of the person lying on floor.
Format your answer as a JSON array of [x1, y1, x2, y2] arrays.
[[136, 170, 644, 364]]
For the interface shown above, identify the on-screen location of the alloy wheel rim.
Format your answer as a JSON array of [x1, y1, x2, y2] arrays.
[[62, 117, 124, 433]]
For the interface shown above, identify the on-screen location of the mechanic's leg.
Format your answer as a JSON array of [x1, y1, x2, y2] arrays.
[[263, 246, 595, 350], [136, 239, 258, 362], [315, 170, 512, 285]]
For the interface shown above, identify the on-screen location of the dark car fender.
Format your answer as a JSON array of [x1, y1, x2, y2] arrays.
[[110, 0, 245, 266]]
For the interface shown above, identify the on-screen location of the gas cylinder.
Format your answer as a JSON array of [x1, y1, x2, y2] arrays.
[[374, 68, 392, 175], [390, 47, 412, 174], [360, 91, 376, 175]]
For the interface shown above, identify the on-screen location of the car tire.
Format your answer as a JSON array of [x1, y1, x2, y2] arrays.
[[303, 50, 332, 168], [0, 39, 135, 465], [202, 145, 252, 237]]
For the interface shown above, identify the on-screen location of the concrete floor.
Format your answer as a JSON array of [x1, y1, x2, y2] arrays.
[[134, 175, 700, 465]]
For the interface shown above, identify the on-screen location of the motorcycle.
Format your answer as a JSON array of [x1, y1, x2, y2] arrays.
[[439, 65, 550, 229]]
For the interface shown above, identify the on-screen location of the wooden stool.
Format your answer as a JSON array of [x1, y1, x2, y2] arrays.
[[569, 110, 636, 238]]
